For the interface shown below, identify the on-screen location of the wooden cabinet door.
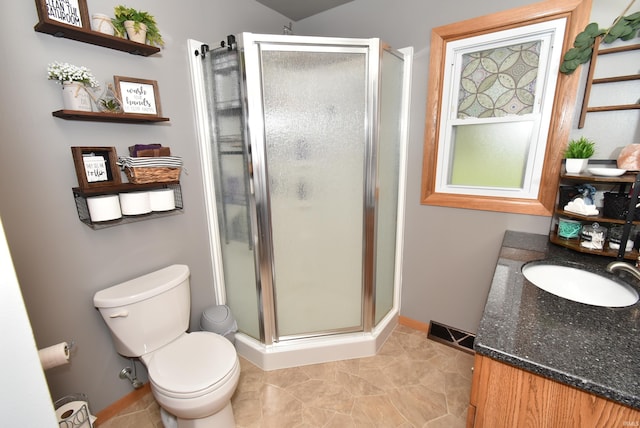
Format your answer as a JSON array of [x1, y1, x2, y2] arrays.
[[468, 355, 640, 427]]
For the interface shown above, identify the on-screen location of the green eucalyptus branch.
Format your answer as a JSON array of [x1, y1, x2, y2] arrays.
[[560, 10, 640, 74]]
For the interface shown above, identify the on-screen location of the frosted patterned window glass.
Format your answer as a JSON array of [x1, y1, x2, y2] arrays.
[[449, 122, 533, 188], [458, 41, 541, 119], [433, 18, 565, 199]]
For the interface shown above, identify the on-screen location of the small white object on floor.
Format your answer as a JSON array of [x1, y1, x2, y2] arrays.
[[564, 198, 599, 216], [160, 408, 178, 428]]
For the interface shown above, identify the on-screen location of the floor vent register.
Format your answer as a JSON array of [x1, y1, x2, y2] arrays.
[[427, 321, 475, 354]]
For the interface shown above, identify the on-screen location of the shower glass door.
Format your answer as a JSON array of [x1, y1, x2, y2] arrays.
[[201, 46, 261, 340], [374, 47, 406, 325], [256, 42, 369, 340], [194, 34, 409, 347]]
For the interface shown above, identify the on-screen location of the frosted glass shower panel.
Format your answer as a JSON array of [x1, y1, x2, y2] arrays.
[[260, 48, 367, 337], [203, 48, 260, 340], [375, 49, 404, 325]]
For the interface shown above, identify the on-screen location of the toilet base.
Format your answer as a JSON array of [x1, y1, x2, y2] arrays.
[[175, 402, 235, 428]]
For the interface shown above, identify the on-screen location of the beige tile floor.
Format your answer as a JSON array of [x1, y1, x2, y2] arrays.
[[95, 325, 474, 428]]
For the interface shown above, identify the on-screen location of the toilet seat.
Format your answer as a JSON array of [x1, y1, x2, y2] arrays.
[[146, 331, 238, 400]]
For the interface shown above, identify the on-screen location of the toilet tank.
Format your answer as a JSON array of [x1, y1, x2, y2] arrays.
[[93, 264, 191, 357]]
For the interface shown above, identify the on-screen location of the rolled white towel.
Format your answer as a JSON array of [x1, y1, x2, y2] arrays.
[[564, 198, 599, 216]]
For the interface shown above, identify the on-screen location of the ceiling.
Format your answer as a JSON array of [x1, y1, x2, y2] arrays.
[[255, 0, 354, 21]]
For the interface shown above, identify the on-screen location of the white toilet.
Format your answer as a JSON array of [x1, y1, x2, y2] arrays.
[[93, 264, 240, 428]]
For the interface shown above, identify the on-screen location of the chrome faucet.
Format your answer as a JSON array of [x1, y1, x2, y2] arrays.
[[606, 261, 640, 281]]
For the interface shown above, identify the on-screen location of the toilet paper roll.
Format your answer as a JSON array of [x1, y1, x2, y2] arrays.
[[38, 342, 69, 370], [55, 400, 92, 424], [119, 192, 151, 215], [149, 188, 176, 211], [87, 195, 122, 222]]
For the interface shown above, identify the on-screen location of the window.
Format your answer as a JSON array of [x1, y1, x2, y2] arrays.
[[421, 0, 592, 215]]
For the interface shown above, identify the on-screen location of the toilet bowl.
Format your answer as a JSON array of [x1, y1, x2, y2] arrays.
[[93, 265, 240, 428], [142, 332, 240, 424]]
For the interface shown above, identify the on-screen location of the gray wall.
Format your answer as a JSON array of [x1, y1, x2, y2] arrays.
[[298, 0, 636, 333], [0, 0, 287, 413], [298, 0, 554, 333], [1, 0, 634, 415]]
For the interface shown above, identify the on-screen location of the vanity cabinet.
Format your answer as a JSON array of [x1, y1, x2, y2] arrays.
[[467, 354, 640, 428], [550, 163, 640, 260]]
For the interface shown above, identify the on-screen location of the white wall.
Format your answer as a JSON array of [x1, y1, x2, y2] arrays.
[[0, 217, 58, 427], [298, 0, 639, 333], [568, 0, 640, 157], [0, 0, 289, 413]]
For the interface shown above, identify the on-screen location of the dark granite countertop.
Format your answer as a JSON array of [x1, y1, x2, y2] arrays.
[[475, 230, 640, 410]]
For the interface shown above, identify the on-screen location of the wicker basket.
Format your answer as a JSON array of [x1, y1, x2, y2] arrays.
[[124, 166, 181, 184]]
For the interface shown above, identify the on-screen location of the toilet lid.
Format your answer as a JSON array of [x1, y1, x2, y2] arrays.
[[147, 332, 237, 395]]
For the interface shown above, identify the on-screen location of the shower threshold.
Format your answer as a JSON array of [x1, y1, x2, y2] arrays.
[[234, 311, 398, 371]]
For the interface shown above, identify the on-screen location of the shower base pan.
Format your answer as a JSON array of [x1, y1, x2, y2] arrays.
[[234, 311, 398, 371]]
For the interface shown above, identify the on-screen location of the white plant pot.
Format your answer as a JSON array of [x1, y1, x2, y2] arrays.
[[565, 158, 589, 174], [124, 21, 147, 44], [61, 82, 92, 112], [91, 13, 115, 36]]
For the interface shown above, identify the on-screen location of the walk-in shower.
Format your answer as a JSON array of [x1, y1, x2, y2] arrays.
[[188, 33, 412, 369]]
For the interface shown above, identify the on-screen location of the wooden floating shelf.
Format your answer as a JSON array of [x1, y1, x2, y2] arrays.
[[561, 171, 638, 183], [553, 209, 639, 226], [72, 182, 183, 229], [53, 110, 170, 124], [34, 20, 160, 56], [72, 181, 180, 197], [549, 232, 638, 261]]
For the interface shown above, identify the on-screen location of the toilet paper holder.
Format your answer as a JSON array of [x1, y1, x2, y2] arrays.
[[38, 339, 76, 371], [55, 392, 96, 428], [72, 182, 183, 230]]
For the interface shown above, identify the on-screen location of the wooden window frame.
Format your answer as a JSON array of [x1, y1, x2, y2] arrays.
[[421, 0, 592, 216]]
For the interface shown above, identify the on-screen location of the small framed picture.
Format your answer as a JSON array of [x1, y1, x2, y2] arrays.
[[114, 76, 162, 116], [35, 0, 90, 29], [71, 147, 122, 190]]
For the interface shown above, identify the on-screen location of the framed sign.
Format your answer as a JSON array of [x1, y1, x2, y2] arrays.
[[114, 76, 162, 116], [35, 0, 89, 29], [71, 147, 121, 190]]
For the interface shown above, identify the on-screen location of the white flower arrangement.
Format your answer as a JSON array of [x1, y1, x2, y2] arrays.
[[47, 62, 99, 87]]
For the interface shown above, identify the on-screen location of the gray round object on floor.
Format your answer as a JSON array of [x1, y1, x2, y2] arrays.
[[200, 305, 238, 344]]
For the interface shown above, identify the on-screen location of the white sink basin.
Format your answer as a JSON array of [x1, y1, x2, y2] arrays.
[[522, 263, 639, 308]]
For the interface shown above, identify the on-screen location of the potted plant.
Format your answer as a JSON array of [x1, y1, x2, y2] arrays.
[[112, 6, 164, 47], [564, 136, 595, 174], [47, 62, 99, 112]]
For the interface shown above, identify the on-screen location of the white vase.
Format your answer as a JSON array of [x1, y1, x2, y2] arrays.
[[565, 158, 589, 174], [91, 13, 115, 36], [124, 21, 147, 44], [61, 82, 92, 112]]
